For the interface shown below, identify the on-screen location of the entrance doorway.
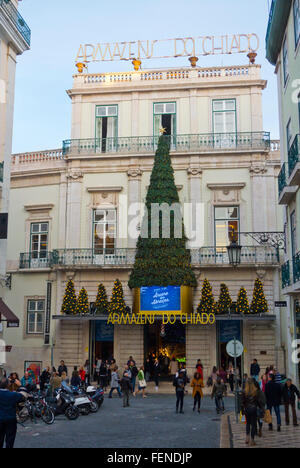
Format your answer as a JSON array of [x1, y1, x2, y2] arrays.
[[217, 320, 242, 377], [90, 321, 114, 371], [144, 320, 186, 380]]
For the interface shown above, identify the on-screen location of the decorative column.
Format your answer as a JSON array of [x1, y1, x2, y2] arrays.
[[250, 164, 268, 232], [127, 168, 142, 248], [66, 170, 83, 248], [187, 166, 202, 248]]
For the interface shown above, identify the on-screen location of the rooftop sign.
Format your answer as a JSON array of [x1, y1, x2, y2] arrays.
[[76, 34, 260, 65]]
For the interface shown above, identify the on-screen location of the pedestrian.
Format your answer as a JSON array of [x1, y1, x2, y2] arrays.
[[58, 360, 68, 377], [273, 367, 282, 385], [136, 366, 147, 398], [265, 373, 282, 432], [253, 378, 266, 438], [191, 372, 204, 413], [250, 359, 260, 383], [127, 356, 136, 366], [170, 357, 178, 379], [211, 377, 227, 414], [145, 358, 151, 382], [153, 359, 160, 392], [260, 373, 268, 393], [21, 371, 34, 391], [99, 360, 108, 391], [108, 366, 122, 398], [241, 378, 261, 447], [0, 377, 25, 449], [218, 367, 227, 385], [176, 363, 189, 385], [50, 372, 62, 394], [84, 360, 90, 386], [174, 371, 186, 414], [40, 367, 51, 392], [7, 373, 21, 392], [282, 378, 300, 427], [79, 366, 86, 384], [227, 363, 234, 392], [207, 366, 218, 387], [71, 367, 81, 387], [120, 368, 132, 408], [195, 359, 204, 380], [61, 371, 69, 385], [94, 357, 101, 385], [129, 360, 138, 396]]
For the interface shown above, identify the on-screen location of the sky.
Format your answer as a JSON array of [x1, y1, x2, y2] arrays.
[[12, 0, 278, 154]]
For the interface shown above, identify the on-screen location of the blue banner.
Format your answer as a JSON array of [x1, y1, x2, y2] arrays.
[[219, 320, 241, 343], [95, 321, 114, 342], [140, 286, 181, 312]]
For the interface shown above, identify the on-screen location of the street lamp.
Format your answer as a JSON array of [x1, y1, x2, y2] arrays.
[[227, 239, 242, 266]]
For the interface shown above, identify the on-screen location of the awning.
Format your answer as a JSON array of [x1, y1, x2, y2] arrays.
[[0, 299, 19, 327]]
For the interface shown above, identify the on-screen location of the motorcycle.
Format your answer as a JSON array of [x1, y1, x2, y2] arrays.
[[86, 385, 104, 410], [63, 382, 96, 415], [46, 387, 79, 420]]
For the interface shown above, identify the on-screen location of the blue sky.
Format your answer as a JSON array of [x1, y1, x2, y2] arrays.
[[13, 0, 278, 153]]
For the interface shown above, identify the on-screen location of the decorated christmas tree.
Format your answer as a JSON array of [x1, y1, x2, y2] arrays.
[[75, 287, 90, 315], [197, 278, 215, 314], [236, 287, 250, 315], [250, 278, 269, 315], [128, 135, 197, 288], [109, 279, 127, 315], [61, 279, 77, 315], [216, 283, 232, 315], [94, 283, 109, 315]]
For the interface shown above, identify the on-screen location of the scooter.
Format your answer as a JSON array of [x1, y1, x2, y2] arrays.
[[86, 385, 104, 409], [46, 387, 79, 420], [64, 383, 96, 415]]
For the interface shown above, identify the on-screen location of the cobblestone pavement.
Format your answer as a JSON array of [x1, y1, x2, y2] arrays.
[[222, 411, 300, 448], [14, 395, 234, 449]]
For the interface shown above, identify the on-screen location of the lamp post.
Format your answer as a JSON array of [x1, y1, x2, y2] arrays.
[[227, 239, 242, 266]]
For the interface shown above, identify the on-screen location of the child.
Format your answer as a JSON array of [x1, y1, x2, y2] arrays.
[[211, 377, 227, 414]]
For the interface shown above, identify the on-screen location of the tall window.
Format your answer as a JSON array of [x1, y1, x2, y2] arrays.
[[27, 300, 44, 334], [212, 99, 236, 148], [95, 105, 118, 153], [153, 103, 176, 137], [291, 211, 297, 257], [214, 206, 239, 248], [286, 119, 292, 150], [283, 36, 289, 85], [30, 223, 48, 259], [294, 0, 300, 47], [93, 209, 116, 254]]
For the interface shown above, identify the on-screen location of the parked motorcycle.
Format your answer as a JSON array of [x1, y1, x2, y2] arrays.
[[86, 385, 104, 410], [63, 382, 95, 415], [46, 387, 79, 420]]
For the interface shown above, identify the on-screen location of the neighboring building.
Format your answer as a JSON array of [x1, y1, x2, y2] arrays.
[[266, 0, 300, 382], [3, 61, 284, 381], [0, 0, 30, 364]]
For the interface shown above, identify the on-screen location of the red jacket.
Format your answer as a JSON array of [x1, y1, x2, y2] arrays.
[[79, 369, 86, 381]]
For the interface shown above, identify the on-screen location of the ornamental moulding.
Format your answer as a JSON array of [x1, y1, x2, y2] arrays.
[[187, 166, 202, 177], [87, 186, 123, 193], [24, 204, 54, 212], [207, 183, 246, 191], [127, 168, 142, 179]]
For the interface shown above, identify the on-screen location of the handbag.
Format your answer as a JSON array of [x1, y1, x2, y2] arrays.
[[139, 379, 147, 389], [263, 409, 272, 424]]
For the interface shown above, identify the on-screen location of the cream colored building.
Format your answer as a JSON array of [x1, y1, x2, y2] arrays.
[[2, 61, 286, 381]]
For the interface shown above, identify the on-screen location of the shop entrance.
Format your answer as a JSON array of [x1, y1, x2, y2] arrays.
[[217, 320, 243, 377], [90, 321, 114, 370], [144, 320, 186, 380]]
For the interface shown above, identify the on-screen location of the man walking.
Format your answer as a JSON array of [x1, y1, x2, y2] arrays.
[[174, 371, 186, 414], [58, 360, 68, 377], [120, 368, 132, 408], [0, 377, 24, 448], [265, 373, 282, 432], [282, 379, 300, 427], [250, 359, 260, 382]]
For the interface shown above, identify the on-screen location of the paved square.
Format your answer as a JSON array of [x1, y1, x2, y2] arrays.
[[15, 395, 234, 448]]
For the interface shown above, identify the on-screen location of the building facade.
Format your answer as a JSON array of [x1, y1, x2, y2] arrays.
[[3, 61, 285, 381], [266, 0, 300, 382]]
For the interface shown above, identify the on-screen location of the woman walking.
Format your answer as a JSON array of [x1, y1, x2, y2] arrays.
[[241, 378, 261, 446], [136, 366, 147, 398], [153, 359, 161, 392], [191, 372, 204, 413]]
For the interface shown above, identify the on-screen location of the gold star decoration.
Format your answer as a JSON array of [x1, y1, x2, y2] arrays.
[[159, 127, 167, 135]]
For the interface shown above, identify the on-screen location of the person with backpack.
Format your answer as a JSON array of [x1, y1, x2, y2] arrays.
[[282, 378, 300, 427], [211, 377, 227, 414], [191, 372, 204, 413], [174, 371, 186, 414]]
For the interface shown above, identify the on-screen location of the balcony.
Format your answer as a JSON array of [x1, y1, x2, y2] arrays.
[[19, 246, 280, 270], [19, 252, 52, 270], [63, 132, 270, 157], [288, 135, 300, 184], [0, 162, 3, 183], [0, 0, 31, 46], [277, 163, 298, 205], [281, 260, 291, 289], [293, 252, 300, 284]]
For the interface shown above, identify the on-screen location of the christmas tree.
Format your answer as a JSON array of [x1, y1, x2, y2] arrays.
[[236, 287, 250, 315], [109, 279, 127, 315], [128, 135, 197, 288], [197, 279, 215, 314], [61, 279, 77, 315], [95, 283, 109, 315], [250, 278, 269, 315], [75, 287, 90, 315], [216, 283, 232, 315]]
